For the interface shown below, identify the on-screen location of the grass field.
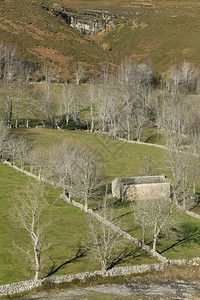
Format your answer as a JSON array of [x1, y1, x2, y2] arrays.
[[1, 128, 200, 284], [112, 201, 200, 260], [0, 163, 156, 285], [11, 127, 166, 181], [9, 128, 200, 256]]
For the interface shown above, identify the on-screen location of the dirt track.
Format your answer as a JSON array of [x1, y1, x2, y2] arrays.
[[30, 280, 200, 299]]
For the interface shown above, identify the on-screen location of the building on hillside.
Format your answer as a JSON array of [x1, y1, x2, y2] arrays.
[[112, 175, 170, 201]]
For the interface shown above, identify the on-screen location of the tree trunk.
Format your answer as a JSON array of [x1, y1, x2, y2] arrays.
[[8, 82, 13, 128], [26, 91, 31, 128], [34, 246, 40, 281], [16, 81, 22, 128], [142, 225, 145, 245], [33, 234, 40, 281], [85, 198, 88, 212], [152, 235, 157, 253]]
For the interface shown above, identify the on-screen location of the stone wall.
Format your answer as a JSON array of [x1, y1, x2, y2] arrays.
[[0, 258, 199, 296], [133, 182, 170, 201], [112, 176, 170, 201], [177, 205, 200, 220], [62, 196, 168, 263], [2, 162, 200, 296]]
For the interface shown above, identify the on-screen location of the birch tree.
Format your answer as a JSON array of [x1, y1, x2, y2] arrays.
[[74, 144, 99, 211], [61, 81, 73, 127], [17, 137, 32, 170], [4, 45, 17, 128], [15, 60, 27, 128], [29, 147, 48, 179], [88, 195, 124, 271], [149, 199, 176, 253], [132, 199, 176, 253], [0, 119, 8, 160], [131, 199, 151, 245], [12, 182, 51, 281], [42, 63, 59, 127], [6, 136, 20, 165], [48, 140, 78, 202], [166, 144, 199, 208], [88, 82, 99, 132], [75, 62, 84, 86]]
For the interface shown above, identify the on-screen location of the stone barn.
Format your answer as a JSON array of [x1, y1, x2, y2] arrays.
[[112, 175, 170, 201]]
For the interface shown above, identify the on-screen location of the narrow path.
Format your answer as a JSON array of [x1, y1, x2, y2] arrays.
[[30, 280, 200, 299]]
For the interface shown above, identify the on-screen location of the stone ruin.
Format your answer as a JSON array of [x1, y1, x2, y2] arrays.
[[112, 175, 170, 201]]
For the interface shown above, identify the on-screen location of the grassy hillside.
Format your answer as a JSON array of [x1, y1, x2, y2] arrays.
[[11, 128, 166, 181], [0, 163, 156, 284], [56, 0, 200, 72], [1, 0, 200, 76], [0, 0, 114, 79], [2, 128, 200, 285]]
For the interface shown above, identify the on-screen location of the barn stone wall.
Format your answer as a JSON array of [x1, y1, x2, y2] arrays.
[[112, 176, 170, 201]]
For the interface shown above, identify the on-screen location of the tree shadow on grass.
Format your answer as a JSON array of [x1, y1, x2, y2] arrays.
[[44, 246, 86, 278], [159, 224, 200, 255], [107, 245, 147, 270]]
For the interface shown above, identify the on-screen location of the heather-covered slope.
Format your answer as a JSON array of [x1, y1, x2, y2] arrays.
[[1, 0, 200, 77], [0, 0, 114, 78]]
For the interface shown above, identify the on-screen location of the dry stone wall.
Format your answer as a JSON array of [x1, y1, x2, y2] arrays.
[[112, 176, 170, 201], [1, 162, 200, 296], [0, 258, 199, 296]]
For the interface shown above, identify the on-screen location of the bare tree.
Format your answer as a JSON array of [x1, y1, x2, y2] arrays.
[[149, 199, 176, 253], [48, 140, 78, 202], [167, 61, 198, 94], [29, 147, 48, 179], [4, 45, 18, 128], [133, 108, 147, 142], [142, 154, 156, 176], [75, 62, 84, 86], [17, 137, 32, 170], [131, 199, 151, 245], [6, 136, 20, 165], [122, 89, 135, 141], [74, 144, 100, 211], [158, 93, 191, 148], [25, 60, 35, 128], [60, 81, 73, 127], [87, 193, 124, 271], [132, 198, 176, 253], [166, 144, 199, 208], [88, 81, 99, 132], [0, 119, 8, 160], [71, 88, 81, 130], [42, 63, 59, 127], [12, 181, 51, 281], [15, 60, 29, 128]]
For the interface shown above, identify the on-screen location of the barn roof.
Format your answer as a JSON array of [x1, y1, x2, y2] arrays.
[[115, 175, 168, 185]]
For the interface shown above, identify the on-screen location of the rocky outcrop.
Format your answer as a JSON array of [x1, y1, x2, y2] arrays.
[[50, 5, 117, 35]]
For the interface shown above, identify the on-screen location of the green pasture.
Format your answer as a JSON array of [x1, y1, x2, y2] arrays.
[[0, 163, 156, 285], [111, 201, 200, 260], [1, 128, 200, 284], [10, 128, 200, 260], [11, 127, 166, 181]]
